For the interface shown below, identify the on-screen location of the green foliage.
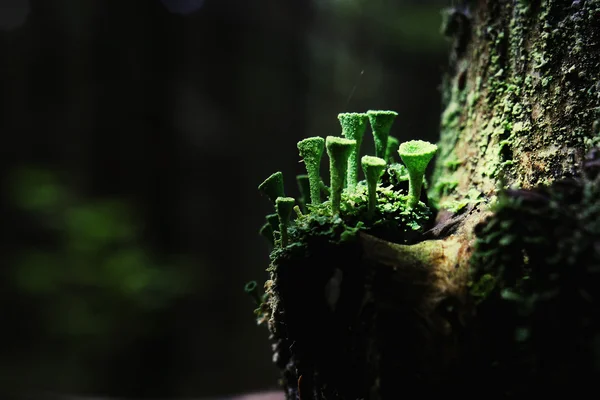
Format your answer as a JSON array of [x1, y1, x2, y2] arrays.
[[297, 137, 325, 205], [367, 110, 398, 158], [258, 171, 285, 204], [7, 167, 188, 337], [398, 140, 438, 207], [326, 136, 356, 215], [338, 112, 369, 188]]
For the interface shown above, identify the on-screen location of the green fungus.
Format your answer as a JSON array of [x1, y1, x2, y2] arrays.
[[361, 155, 387, 218], [338, 112, 369, 189], [297, 137, 325, 205], [244, 280, 262, 305], [385, 136, 400, 163], [259, 222, 274, 245], [296, 174, 311, 211], [275, 196, 295, 247], [367, 110, 398, 159], [398, 140, 438, 208], [258, 171, 284, 204], [325, 136, 356, 215]]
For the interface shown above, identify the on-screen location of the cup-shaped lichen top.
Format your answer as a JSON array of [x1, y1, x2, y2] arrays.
[[367, 110, 398, 159], [297, 137, 325, 206], [385, 136, 400, 163], [259, 221, 274, 245], [325, 136, 356, 215], [244, 280, 262, 305], [266, 213, 279, 232], [361, 155, 387, 217], [338, 112, 368, 189], [258, 171, 284, 204], [275, 196, 295, 247], [398, 140, 438, 208]]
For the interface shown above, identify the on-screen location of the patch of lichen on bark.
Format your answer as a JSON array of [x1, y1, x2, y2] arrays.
[[431, 0, 600, 210]]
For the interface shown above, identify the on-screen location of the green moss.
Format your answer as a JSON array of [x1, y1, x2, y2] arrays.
[[338, 113, 369, 188], [385, 163, 409, 188], [467, 167, 600, 385]]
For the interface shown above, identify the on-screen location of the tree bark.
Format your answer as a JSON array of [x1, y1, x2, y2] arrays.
[[264, 1, 600, 399]]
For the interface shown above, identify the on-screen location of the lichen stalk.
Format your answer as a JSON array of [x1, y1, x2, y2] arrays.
[[398, 140, 438, 208], [338, 112, 369, 189], [325, 136, 356, 215], [275, 197, 295, 247], [297, 137, 325, 205], [361, 155, 387, 218], [386, 136, 400, 163]]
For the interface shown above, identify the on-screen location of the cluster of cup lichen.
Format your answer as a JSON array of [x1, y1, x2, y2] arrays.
[[245, 111, 439, 323], [256, 110, 439, 252]]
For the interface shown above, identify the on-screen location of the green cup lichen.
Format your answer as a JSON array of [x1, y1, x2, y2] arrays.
[[244, 280, 262, 305], [266, 213, 279, 232], [259, 221, 274, 245], [325, 136, 356, 215], [361, 155, 387, 218], [297, 137, 325, 206], [296, 174, 311, 212], [258, 171, 285, 204], [338, 112, 369, 189], [367, 110, 398, 159], [386, 136, 400, 163], [398, 140, 438, 208], [275, 196, 295, 247]]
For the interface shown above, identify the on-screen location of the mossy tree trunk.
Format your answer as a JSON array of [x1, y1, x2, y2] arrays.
[[433, 0, 600, 206], [268, 1, 600, 399]]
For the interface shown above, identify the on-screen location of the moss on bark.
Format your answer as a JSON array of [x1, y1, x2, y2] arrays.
[[432, 0, 600, 209]]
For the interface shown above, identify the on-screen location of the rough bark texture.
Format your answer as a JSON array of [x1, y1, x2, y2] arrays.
[[265, 1, 600, 399], [433, 0, 600, 207]]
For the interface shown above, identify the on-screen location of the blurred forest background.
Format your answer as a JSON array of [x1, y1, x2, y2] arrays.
[[0, 0, 449, 398]]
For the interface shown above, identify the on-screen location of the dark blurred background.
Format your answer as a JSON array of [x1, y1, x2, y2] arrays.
[[0, 0, 449, 398]]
